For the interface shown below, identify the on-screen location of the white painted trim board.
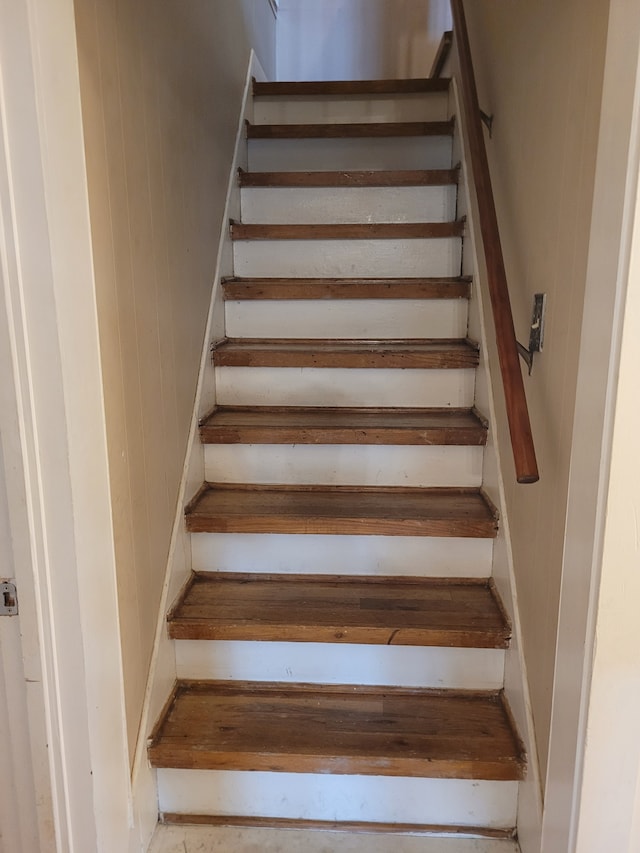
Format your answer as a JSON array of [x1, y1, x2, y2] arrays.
[[0, 0, 133, 849], [542, 2, 640, 850]]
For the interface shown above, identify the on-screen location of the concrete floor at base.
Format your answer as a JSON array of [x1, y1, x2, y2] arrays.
[[148, 825, 521, 853]]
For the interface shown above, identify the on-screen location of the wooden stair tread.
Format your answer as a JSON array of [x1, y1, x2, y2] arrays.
[[238, 169, 459, 188], [213, 338, 479, 369], [253, 79, 451, 97], [168, 574, 510, 647], [148, 680, 525, 779], [246, 120, 454, 139], [199, 406, 487, 445], [222, 277, 471, 300], [230, 221, 464, 241], [185, 484, 498, 537]]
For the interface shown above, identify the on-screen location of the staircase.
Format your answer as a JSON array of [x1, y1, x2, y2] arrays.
[[148, 77, 525, 851]]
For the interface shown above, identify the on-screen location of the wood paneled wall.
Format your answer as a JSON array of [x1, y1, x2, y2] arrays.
[[73, 0, 275, 760]]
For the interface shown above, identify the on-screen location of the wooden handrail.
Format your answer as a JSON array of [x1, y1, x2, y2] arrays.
[[449, 0, 539, 484]]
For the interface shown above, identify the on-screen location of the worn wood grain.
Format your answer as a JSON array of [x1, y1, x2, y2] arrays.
[[212, 339, 479, 370], [148, 681, 525, 779], [230, 221, 464, 241], [252, 79, 451, 97], [238, 168, 459, 188], [451, 0, 538, 484], [184, 483, 498, 537], [246, 120, 454, 139], [167, 573, 511, 647], [199, 406, 487, 446], [160, 813, 516, 839], [222, 276, 471, 301]]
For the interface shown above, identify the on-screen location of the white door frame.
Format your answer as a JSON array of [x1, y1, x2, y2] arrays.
[[542, 0, 640, 849], [0, 309, 53, 851], [0, 0, 133, 850]]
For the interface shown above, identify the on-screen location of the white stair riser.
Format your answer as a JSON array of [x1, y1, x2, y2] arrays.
[[240, 186, 457, 224], [157, 770, 518, 828], [215, 367, 476, 408], [253, 92, 450, 125], [248, 137, 452, 172], [225, 299, 468, 339], [203, 444, 483, 488], [190, 534, 493, 578], [233, 237, 461, 278], [175, 641, 505, 691]]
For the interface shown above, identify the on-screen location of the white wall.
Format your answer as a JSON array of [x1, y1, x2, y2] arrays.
[[540, 1, 640, 848], [0, 0, 134, 847], [545, 4, 640, 845], [463, 0, 610, 783], [277, 0, 451, 80], [73, 0, 276, 761], [574, 172, 640, 848]]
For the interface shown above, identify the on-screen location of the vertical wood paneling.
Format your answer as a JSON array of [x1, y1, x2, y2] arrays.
[[74, 0, 276, 759]]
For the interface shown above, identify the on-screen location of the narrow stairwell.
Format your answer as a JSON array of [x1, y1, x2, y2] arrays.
[[148, 77, 525, 852]]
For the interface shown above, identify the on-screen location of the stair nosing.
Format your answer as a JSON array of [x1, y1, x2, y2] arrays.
[[212, 338, 479, 370], [229, 220, 464, 241], [252, 78, 451, 97], [185, 483, 499, 539], [222, 276, 471, 301], [246, 119, 455, 140], [167, 572, 511, 648], [238, 168, 460, 188], [169, 624, 509, 648], [199, 405, 487, 446]]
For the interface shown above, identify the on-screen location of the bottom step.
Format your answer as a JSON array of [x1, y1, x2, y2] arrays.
[[151, 683, 524, 833], [149, 681, 525, 779], [149, 824, 520, 853]]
